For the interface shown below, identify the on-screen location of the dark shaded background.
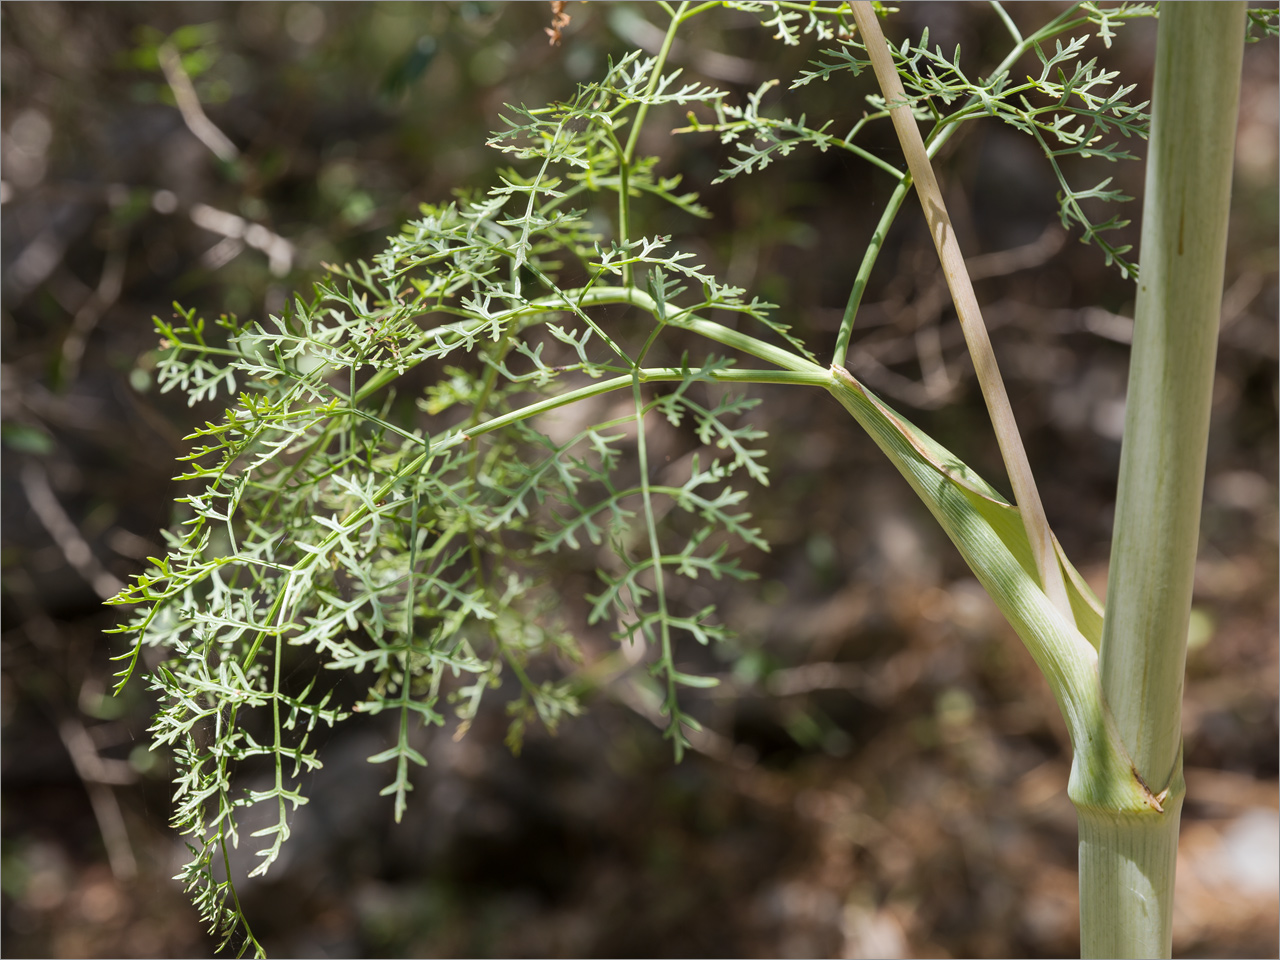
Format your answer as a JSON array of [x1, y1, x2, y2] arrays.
[[2, 2, 1276, 957]]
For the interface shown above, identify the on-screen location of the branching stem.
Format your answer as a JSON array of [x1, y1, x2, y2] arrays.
[[851, 0, 1073, 623]]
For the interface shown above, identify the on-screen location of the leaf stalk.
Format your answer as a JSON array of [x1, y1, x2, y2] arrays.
[[850, 0, 1073, 623]]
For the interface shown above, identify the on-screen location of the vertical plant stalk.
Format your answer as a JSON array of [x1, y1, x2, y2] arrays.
[[1082, 4, 1245, 957], [850, 1, 1073, 623]]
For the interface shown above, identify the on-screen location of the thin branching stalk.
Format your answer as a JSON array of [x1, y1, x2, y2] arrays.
[[850, 1, 1073, 622], [832, 1, 1096, 366]]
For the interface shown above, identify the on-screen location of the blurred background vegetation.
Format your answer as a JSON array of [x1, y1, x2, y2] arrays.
[[2, 2, 1275, 956]]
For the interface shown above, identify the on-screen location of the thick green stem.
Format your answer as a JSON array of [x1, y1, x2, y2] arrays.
[[1077, 769, 1186, 960], [1079, 4, 1245, 957]]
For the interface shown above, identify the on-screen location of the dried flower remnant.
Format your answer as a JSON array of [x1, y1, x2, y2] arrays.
[[546, 1, 571, 46]]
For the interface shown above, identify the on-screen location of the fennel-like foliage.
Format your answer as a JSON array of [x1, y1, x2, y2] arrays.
[[107, 3, 1238, 954]]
